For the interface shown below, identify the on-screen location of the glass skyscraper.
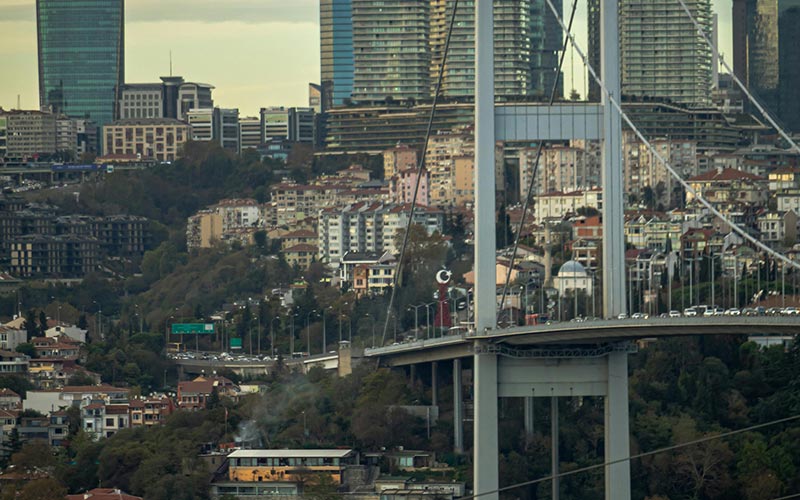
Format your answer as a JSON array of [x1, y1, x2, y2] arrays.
[[320, 0, 355, 108], [36, 0, 124, 129]]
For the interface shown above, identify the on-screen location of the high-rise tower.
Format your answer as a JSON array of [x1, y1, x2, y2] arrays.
[[429, 0, 563, 99], [733, 0, 779, 110], [36, 0, 124, 129], [320, 0, 355, 108], [619, 0, 713, 106], [352, 0, 431, 103]]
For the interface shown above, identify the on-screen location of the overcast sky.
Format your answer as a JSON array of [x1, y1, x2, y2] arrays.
[[0, 0, 732, 116]]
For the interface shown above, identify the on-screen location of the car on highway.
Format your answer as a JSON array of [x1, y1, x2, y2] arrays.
[[724, 308, 741, 316], [668, 310, 682, 318], [683, 307, 698, 317], [631, 312, 649, 319], [782, 307, 798, 315]]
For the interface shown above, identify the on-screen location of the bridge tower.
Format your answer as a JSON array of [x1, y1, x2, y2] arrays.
[[472, 1, 630, 499]]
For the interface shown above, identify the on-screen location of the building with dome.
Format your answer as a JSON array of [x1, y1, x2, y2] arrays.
[[555, 260, 593, 296]]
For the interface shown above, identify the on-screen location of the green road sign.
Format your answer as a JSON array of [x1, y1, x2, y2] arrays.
[[230, 338, 243, 349], [171, 323, 214, 334]]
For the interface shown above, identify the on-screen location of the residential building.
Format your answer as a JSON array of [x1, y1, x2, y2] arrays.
[[318, 202, 445, 264], [620, 0, 713, 106], [520, 141, 600, 199], [37, 0, 124, 131], [351, 0, 430, 102], [685, 167, 768, 207], [390, 168, 429, 206], [768, 167, 800, 191], [339, 250, 397, 294], [777, 189, 800, 213], [383, 144, 419, 180], [83, 401, 129, 440], [0, 350, 28, 374], [320, 0, 355, 107], [279, 229, 318, 250], [186, 210, 223, 249], [225, 449, 357, 484], [623, 132, 698, 206], [23, 385, 129, 415], [533, 188, 603, 223], [0, 326, 26, 352], [177, 375, 238, 411], [281, 244, 319, 269], [129, 396, 173, 427], [430, 0, 563, 98], [0, 389, 21, 410], [757, 210, 798, 246], [102, 118, 190, 162], [9, 234, 99, 278], [453, 156, 475, 207]]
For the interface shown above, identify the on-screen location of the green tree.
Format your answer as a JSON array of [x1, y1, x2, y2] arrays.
[[17, 478, 66, 500], [15, 343, 36, 358]]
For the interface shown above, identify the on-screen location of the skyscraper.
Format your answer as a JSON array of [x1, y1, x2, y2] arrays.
[[320, 0, 355, 108], [429, 0, 563, 99], [619, 0, 713, 106], [36, 0, 124, 129], [779, 5, 800, 131], [352, 0, 431, 103], [733, 0, 779, 109]]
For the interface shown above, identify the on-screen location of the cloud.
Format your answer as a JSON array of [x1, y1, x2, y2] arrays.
[[127, 0, 318, 25]]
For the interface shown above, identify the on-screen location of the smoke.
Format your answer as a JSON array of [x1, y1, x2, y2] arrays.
[[236, 373, 320, 447]]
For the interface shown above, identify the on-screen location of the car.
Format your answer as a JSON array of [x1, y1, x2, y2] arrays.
[[669, 310, 682, 318], [617, 313, 628, 320], [723, 308, 741, 316], [767, 307, 783, 316], [631, 312, 649, 319], [782, 307, 798, 315], [683, 307, 698, 317]]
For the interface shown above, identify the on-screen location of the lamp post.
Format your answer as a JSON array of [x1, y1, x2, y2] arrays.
[[271, 316, 280, 358], [305, 310, 316, 356], [703, 253, 720, 308], [424, 301, 437, 339], [164, 315, 174, 348], [290, 313, 298, 355], [408, 304, 425, 336]]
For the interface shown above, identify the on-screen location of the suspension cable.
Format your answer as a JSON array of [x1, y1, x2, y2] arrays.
[[497, 0, 580, 324], [542, 0, 800, 273], [458, 412, 800, 499], [674, 0, 800, 155], [380, 0, 460, 346]]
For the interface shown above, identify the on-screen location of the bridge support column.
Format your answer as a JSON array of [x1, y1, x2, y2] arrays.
[[453, 358, 463, 453], [551, 397, 559, 500], [473, 346, 498, 500], [524, 396, 534, 438], [431, 361, 438, 406], [605, 350, 631, 500]]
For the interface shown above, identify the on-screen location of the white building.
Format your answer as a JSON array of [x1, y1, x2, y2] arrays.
[[554, 260, 593, 297], [534, 188, 602, 223]]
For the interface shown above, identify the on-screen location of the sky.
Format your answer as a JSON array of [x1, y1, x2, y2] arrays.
[[0, 0, 732, 117]]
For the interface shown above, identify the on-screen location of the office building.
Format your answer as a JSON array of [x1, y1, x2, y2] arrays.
[[0, 110, 57, 162], [320, 0, 354, 108], [177, 83, 215, 121], [351, 0, 431, 103], [187, 109, 217, 142], [239, 117, 262, 151], [218, 108, 240, 153], [260, 107, 315, 144], [620, 0, 713, 106], [102, 118, 190, 162], [36, 0, 124, 130], [733, 0, 780, 110]]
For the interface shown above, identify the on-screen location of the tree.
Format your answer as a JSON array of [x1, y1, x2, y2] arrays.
[[24, 310, 38, 340], [15, 343, 36, 358], [17, 478, 66, 500], [11, 441, 56, 470]]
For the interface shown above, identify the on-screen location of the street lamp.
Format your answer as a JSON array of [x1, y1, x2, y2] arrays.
[[408, 304, 426, 336], [424, 301, 437, 339], [703, 253, 720, 308], [306, 310, 316, 356], [271, 316, 281, 358]]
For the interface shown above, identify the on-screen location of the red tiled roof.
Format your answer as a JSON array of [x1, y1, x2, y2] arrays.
[[282, 243, 319, 253], [687, 168, 765, 182]]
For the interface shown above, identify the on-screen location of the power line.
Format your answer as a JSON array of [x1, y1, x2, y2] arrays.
[[459, 413, 800, 499], [381, 0, 460, 346], [542, 0, 800, 274]]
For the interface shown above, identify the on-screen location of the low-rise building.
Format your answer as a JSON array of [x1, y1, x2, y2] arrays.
[[129, 396, 173, 427], [0, 350, 28, 374], [757, 210, 798, 247], [0, 325, 26, 351], [534, 188, 602, 223], [282, 244, 318, 270]]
